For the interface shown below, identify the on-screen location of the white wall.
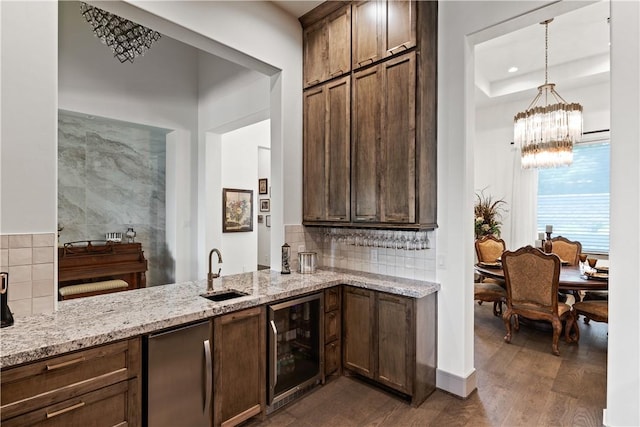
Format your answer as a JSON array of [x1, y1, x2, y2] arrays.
[[220, 121, 270, 275], [258, 145, 271, 267], [475, 81, 611, 249], [1, 1, 57, 234]]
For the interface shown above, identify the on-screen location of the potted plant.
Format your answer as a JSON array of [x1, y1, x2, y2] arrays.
[[474, 189, 507, 239]]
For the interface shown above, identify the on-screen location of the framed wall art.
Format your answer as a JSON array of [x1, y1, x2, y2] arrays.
[[223, 188, 253, 232], [260, 199, 270, 212], [259, 178, 268, 195]]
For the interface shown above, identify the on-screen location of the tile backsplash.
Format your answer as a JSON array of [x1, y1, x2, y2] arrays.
[[1, 233, 56, 317], [284, 225, 436, 281]]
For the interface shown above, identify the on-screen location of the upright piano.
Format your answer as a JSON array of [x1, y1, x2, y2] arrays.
[[58, 241, 148, 300]]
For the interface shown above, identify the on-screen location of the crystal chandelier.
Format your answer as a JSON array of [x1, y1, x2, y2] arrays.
[[80, 3, 161, 63], [513, 19, 583, 169]]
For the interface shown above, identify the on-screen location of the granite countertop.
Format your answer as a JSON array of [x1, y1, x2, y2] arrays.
[[0, 268, 439, 369]]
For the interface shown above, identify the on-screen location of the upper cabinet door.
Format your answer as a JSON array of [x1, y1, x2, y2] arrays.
[[303, 4, 351, 88], [327, 5, 352, 80], [303, 22, 328, 88], [352, 1, 383, 69], [383, 0, 416, 57], [353, 0, 416, 70]]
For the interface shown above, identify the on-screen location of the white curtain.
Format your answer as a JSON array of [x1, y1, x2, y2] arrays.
[[507, 144, 538, 250]]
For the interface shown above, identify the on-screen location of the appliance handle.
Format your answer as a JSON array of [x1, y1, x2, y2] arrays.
[[203, 339, 212, 418], [269, 320, 278, 389]]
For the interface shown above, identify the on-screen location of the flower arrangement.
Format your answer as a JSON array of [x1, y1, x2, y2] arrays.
[[474, 189, 507, 239]]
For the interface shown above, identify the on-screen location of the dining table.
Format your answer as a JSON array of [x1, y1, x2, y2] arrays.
[[474, 263, 609, 293]]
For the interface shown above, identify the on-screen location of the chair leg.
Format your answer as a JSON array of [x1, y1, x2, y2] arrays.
[[492, 300, 503, 316], [502, 308, 513, 344], [565, 311, 579, 343], [551, 317, 562, 356]]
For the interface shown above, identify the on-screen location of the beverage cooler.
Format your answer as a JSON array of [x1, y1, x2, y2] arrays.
[[267, 293, 323, 412]]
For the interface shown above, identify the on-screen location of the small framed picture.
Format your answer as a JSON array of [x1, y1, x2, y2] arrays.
[[258, 215, 264, 223], [259, 178, 268, 195], [260, 199, 270, 212], [222, 188, 253, 232], [266, 215, 271, 227]]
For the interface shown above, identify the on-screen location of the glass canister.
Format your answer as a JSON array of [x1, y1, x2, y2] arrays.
[[281, 243, 291, 274]]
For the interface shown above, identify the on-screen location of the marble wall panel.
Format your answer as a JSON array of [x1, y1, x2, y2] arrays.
[[58, 112, 170, 286]]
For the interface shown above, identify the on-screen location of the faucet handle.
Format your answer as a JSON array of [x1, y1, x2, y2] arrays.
[[217, 268, 221, 277]]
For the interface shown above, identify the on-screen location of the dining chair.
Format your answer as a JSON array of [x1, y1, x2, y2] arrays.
[[475, 235, 506, 264], [550, 236, 582, 265], [474, 281, 507, 316], [501, 245, 579, 356], [573, 300, 608, 328]]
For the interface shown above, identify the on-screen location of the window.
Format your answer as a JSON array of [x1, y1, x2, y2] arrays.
[[537, 140, 610, 254]]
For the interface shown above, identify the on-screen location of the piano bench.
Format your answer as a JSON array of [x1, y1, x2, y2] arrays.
[[59, 279, 129, 300]]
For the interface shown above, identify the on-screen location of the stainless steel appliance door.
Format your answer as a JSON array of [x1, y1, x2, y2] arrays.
[[147, 321, 212, 427]]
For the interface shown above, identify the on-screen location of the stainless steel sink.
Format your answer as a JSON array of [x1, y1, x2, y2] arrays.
[[200, 290, 248, 302]]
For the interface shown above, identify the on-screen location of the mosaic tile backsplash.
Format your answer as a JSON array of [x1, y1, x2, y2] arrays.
[[1, 233, 56, 317]]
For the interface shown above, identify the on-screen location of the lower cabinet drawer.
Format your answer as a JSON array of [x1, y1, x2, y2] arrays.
[[325, 341, 340, 376], [2, 379, 136, 427], [1, 338, 140, 422]]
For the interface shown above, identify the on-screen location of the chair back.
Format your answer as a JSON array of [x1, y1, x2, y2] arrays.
[[502, 246, 561, 312], [551, 236, 582, 265], [475, 235, 506, 263]]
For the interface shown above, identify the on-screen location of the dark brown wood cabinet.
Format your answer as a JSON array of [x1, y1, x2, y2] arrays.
[[0, 338, 141, 426], [302, 0, 437, 229], [213, 306, 266, 427], [352, 0, 416, 69], [342, 286, 436, 406], [303, 75, 351, 223], [303, 4, 351, 88], [352, 52, 416, 224], [324, 287, 342, 377]]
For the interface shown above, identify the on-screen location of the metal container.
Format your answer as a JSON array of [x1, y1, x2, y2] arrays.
[[298, 252, 317, 274]]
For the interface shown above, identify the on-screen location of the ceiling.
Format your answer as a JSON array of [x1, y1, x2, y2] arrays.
[[271, 0, 324, 18], [475, 0, 610, 107]]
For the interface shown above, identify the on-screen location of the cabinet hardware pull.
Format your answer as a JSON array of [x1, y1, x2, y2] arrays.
[[330, 69, 344, 77], [358, 57, 375, 66], [46, 356, 85, 371], [46, 401, 85, 418], [308, 79, 320, 85], [389, 44, 409, 55], [269, 320, 278, 389], [203, 339, 212, 415]]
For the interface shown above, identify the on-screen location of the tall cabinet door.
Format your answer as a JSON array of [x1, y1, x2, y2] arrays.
[[380, 52, 416, 223], [352, 64, 381, 223], [376, 293, 414, 395], [342, 287, 375, 378], [303, 86, 327, 222], [303, 21, 327, 88], [326, 76, 351, 222], [303, 76, 350, 223]]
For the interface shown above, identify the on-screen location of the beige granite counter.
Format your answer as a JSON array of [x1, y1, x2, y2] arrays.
[[0, 268, 439, 369]]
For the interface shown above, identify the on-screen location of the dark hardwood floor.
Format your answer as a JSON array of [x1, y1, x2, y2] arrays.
[[247, 302, 607, 426]]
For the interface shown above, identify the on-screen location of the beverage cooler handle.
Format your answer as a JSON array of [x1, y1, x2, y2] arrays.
[[269, 320, 278, 389], [203, 339, 212, 417]]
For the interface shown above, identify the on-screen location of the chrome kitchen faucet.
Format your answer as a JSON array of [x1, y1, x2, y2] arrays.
[[207, 248, 223, 292]]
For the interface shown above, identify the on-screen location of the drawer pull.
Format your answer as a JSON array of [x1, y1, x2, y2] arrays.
[[46, 401, 85, 419], [308, 79, 320, 85], [46, 356, 85, 371], [389, 43, 409, 55], [330, 69, 344, 77], [358, 57, 375, 67]]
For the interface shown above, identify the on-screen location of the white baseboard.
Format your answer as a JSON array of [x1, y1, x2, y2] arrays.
[[436, 368, 477, 398]]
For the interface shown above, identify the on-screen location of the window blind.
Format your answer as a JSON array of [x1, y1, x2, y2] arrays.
[[537, 141, 610, 254]]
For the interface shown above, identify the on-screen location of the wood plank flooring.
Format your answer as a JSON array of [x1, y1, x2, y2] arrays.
[[246, 302, 607, 426]]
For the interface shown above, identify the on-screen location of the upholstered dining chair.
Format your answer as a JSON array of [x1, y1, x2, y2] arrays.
[[501, 245, 578, 356], [474, 281, 507, 316], [550, 236, 582, 265], [475, 235, 506, 264], [573, 300, 608, 327]]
